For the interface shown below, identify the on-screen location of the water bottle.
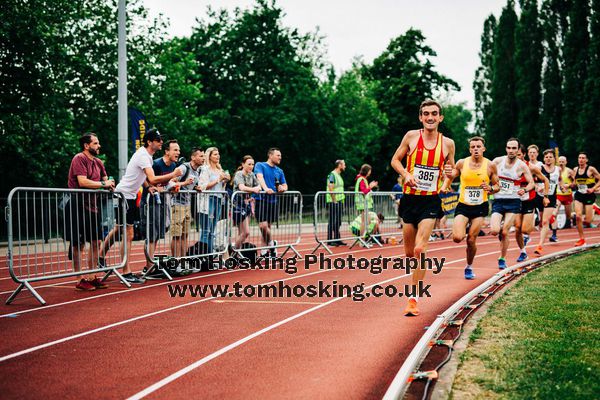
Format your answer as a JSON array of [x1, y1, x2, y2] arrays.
[[153, 191, 162, 205]]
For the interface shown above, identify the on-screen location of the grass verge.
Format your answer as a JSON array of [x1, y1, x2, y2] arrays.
[[450, 249, 600, 400]]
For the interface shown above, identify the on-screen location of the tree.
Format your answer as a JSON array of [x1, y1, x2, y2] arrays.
[[539, 0, 567, 144], [328, 63, 388, 184], [562, 0, 590, 156], [473, 15, 497, 137], [487, 0, 518, 156], [185, 0, 337, 193], [515, 0, 543, 144], [581, 0, 600, 161], [366, 28, 459, 184], [0, 0, 174, 196], [439, 103, 473, 160]]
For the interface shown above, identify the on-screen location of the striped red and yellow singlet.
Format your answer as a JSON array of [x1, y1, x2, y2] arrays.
[[403, 130, 445, 196]]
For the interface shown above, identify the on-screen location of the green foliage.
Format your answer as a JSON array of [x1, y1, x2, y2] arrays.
[[487, 0, 518, 156], [562, 0, 590, 156], [328, 63, 388, 186], [0, 0, 472, 197], [440, 103, 473, 160], [366, 29, 460, 184], [581, 0, 600, 161], [515, 0, 543, 144], [539, 0, 566, 141], [473, 15, 496, 137]]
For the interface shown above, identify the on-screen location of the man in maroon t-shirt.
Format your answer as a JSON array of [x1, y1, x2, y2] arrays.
[[67, 133, 114, 291]]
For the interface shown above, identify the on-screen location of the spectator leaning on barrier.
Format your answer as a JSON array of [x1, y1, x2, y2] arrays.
[[67, 133, 115, 291], [143, 139, 180, 269], [169, 147, 203, 257], [232, 155, 261, 249], [354, 164, 378, 239], [99, 129, 183, 284], [254, 147, 288, 258], [197, 147, 230, 254], [326, 159, 346, 246]]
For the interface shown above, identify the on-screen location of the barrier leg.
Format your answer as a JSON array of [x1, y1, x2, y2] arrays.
[[111, 268, 131, 288], [142, 262, 173, 281], [311, 241, 333, 255], [6, 281, 46, 306]]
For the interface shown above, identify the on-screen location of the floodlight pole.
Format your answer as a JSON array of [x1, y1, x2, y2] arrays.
[[117, 0, 128, 179]]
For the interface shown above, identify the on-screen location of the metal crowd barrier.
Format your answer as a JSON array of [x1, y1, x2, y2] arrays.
[[312, 191, 373, 254], [5, 187, 128, 305], [142, 190, 230, 279], [230, 190, 302, 259], [368, 191, 405, 246]]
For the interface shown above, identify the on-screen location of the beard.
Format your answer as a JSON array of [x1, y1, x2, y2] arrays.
[[88, 148, 99, 156]]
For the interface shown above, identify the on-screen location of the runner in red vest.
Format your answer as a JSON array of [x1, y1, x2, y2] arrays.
[[390, 99, 455, 317]]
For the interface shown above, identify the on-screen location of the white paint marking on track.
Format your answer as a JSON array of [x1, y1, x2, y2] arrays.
[[126, 239, 600, 399], [0, 240, 479, 318], [0, 246, 514, 365], [0, 231, 591, 317]]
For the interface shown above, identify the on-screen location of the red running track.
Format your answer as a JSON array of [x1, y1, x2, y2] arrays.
[[0, 228, 597, 399]]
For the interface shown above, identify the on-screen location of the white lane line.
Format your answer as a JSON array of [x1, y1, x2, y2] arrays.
[[0, 241, 463, 318], [0, 247, 501, 366], [0, 232, 585, 317], [127, 250, 502, 400]]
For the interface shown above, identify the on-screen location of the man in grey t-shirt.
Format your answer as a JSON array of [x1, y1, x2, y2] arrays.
[[170, 148, 204, 257]]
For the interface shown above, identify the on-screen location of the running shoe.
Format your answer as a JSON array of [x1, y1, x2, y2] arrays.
[[517, 252, 528, 262], [89, 277, 108, 289], [498, 258, 507, 270], [464, 267, 476, 280], [534, 246, 543, 256], [574, 238, 586, 247], [549, 234, 558, 242], [404, 298, 420, 316], [122, 273, 145, 284], [75, 279, 96, 291]]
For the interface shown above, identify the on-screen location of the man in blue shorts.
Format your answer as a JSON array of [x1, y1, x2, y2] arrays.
[[490, 138, 534, 269], [255, 148, 288, 257]]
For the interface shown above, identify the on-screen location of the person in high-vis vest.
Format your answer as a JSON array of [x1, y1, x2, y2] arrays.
[[354, 164, 378, 239], [569, 152, 600, 246], [390, 99, 455, 317], [440, 136, 499, 280], [350, 211, 384, 241], [326, 160, 346, 246]]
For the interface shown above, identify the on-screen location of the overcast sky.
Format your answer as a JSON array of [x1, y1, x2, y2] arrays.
[[144, 0, 507, 109]]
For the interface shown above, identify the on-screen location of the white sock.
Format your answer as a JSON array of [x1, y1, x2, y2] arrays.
[[268, 240, 274, 246], [466, 264, 472, 269]]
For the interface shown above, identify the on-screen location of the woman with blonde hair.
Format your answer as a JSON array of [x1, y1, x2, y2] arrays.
[[198, 147, 230, 253]]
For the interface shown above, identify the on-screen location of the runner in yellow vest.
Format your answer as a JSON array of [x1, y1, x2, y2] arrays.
[[441, 136, 499, 280], [553, 156, 574, 231], [326, 160, 346, 246]]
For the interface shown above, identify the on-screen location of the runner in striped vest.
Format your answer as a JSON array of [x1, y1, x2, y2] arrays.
[[390, 99, 455, 317]]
